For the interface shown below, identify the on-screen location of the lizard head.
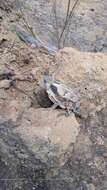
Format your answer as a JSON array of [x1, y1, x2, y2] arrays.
[[39, 71, 53, 90]]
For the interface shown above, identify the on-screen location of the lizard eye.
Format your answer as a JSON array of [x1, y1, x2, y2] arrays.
[[44, 79, 47, 83], [50, 84, 57, 94]]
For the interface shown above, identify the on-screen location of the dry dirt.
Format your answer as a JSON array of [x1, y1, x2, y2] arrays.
[[0, 1, 107, 190]]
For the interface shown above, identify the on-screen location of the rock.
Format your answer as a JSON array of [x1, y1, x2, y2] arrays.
[[0, 79, 11, 89], [0, 65, 11, 76], [74, 133, 92, 159], [15, 108, 80, 167], [87, 184, 96, 190], [0, 99, 30, 123], [55, 48, 107, 117], [0, 121, 48, 190]]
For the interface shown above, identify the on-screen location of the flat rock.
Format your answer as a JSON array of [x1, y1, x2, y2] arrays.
[[15, 108, 80, 166]]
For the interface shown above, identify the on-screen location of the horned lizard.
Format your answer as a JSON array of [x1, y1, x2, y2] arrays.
[[41, 73, 81, 116]]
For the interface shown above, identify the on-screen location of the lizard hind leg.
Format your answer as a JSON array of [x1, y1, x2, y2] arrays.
[[51, 103, 58, 110], [72, 102, 81, 116]]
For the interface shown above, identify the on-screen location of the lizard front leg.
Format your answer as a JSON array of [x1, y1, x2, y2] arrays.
[[65, 105, 73, 117]]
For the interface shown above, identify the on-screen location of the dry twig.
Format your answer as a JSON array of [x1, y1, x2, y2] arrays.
[[52, 0, 79, 48]]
